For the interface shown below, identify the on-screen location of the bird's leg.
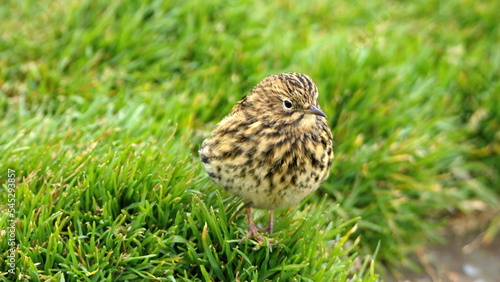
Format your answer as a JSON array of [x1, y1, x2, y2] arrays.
[[245, 205, 260, 239], [241, 205, 276, 249], [266, 210, 274, 234]]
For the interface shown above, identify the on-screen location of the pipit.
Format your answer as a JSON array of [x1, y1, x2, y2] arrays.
[[199, 73, 333, 242]]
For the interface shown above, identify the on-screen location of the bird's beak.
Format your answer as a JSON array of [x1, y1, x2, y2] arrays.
[[304, 105, 327, 118]]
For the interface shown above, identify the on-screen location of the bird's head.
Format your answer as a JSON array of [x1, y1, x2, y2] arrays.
[[240, 73, 326, 125]]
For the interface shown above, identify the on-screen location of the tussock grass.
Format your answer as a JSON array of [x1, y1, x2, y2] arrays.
[[1, 0, 498, 280]]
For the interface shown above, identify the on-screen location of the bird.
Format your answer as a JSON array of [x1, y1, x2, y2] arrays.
[[199, 72, 333, 243]]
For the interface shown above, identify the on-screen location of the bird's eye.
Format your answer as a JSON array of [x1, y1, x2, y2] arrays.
[[283, 100, 293, 109]]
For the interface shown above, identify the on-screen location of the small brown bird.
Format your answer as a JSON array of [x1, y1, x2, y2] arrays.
[[199, 73, 333, 242]]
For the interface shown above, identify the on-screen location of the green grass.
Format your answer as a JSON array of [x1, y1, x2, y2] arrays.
[[1, 0, 498, 280]]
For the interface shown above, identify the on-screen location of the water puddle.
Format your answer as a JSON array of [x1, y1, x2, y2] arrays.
[[389, 210, 500, 281]]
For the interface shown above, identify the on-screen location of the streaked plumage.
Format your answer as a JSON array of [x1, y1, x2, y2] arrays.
[[199, 72, 333, 240]]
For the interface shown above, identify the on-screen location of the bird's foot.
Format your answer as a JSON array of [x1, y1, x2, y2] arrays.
[[240, 206, 277, 250], [240, 223, 277, 250], [266, 225, 273, 234]]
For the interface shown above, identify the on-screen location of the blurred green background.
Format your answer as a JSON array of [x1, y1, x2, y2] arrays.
[[1, 0, 498, 280]]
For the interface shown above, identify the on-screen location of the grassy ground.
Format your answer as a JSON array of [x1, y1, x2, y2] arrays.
[[1, 0, 498, 280]]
